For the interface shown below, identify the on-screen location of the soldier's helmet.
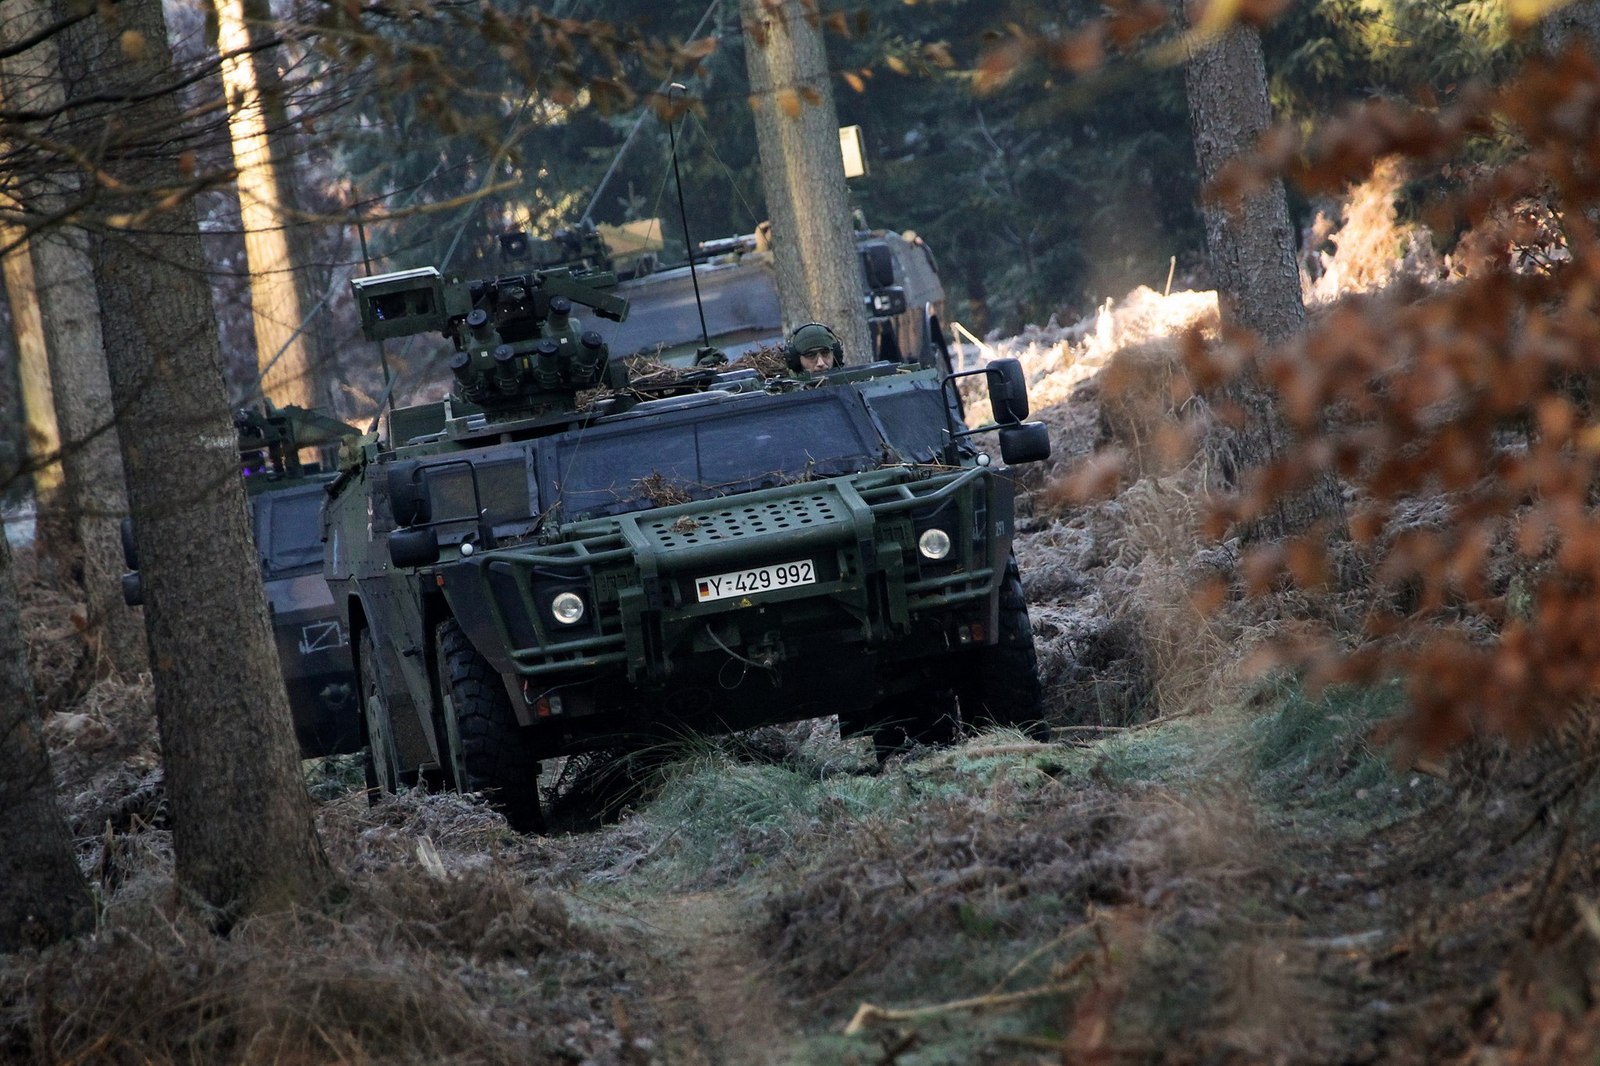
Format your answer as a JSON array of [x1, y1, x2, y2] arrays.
[[785, 322, 844, 372]]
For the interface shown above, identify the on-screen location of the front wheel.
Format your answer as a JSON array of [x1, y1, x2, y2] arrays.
[[956, 555, 1047, 740], [359, 629, 403, 803], [434, 619, 543, 831]]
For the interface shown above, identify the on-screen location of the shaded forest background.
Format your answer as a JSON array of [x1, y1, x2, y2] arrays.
[[0, 0, 1534, 460]]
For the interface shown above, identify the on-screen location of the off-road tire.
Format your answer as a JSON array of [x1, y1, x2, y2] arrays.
[[434, 619, 543, 831], [359, 629, 403, 802], [843, 684, 961, 760], [957, 555, 1047, 739]]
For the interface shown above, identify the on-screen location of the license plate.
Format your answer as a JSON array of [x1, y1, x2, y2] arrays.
[[695, 560, 816, 602]]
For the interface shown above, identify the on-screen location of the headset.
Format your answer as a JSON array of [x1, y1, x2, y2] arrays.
[[784, 322, 844, 371]]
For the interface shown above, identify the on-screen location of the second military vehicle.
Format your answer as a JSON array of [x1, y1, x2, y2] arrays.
[[122, 402, 362, 758], [511, 219, 952, 369], [326, 259, 1051, 829]]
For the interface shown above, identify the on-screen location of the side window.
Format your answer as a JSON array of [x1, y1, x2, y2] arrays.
[[262, 489, 325, 573]]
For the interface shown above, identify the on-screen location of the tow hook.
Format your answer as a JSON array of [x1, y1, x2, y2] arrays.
[[748, 634, 784, 669]]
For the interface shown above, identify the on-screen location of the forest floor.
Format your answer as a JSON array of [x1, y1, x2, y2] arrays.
[[6, 293, 1600, 1064]]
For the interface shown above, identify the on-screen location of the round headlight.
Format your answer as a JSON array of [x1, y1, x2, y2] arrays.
[[551, 591, 586, 625], [918, 528, 953, 561]]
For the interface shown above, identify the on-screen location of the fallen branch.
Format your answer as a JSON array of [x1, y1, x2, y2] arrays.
[[844, 982, 1078, 1035], [921, 741, 1058, 767]]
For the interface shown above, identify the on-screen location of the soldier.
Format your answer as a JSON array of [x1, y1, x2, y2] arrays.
[[785, 322, 845, 374]]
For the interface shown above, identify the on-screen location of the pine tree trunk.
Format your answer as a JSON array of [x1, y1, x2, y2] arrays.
[[1184, 13, 1345, 539], [740, 0, 872, 363], [244, 0, 333, 409], [0, 0, 149, 677], [0, 529, 94, 953], [1184, 19, 1302, 343], [1542, 1, 1600, 54], [213, 0, 314, 408], [59, 0, 331, 921], [1, 229, 66, 525]]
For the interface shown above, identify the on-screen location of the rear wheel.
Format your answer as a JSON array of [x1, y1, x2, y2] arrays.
[[956, 555, 1047, 739], [434, 619, 543, 831], [359, 630, 402, 803]]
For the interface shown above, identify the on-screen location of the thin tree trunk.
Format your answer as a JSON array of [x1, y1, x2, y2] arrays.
[[1183, 11, 1345, 539], [1, 226, 65, 519], [740, 0, 872, 363], [59, 0, 331, 922], [213, 0, 314, 408], [0, 528, 94, 953], [0, 0, 148, 677], [244, 0, 333, 409]]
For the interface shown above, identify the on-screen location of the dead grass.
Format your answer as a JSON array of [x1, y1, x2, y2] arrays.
[[3, 782, 656, 1066], [16, 543, 96, 714], [752, 740, 1276, 1057], [1305, 155, 1442, 303]]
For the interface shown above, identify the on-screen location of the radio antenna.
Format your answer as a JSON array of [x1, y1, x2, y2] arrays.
[[666, 83, 710, 351]]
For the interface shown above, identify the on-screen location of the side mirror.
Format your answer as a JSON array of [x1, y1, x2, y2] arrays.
[[388, 527, 440, 568], [120, 517, 138, 571], [999, 422, 1051, 465], [986, 358, 1029, 424], [386, 461, 431, 526], [121, 571, 144, 607]]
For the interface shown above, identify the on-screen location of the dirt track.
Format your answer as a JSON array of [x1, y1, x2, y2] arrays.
[[609, 889, 802, 1065]]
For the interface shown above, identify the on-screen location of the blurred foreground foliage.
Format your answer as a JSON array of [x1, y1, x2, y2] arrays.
[[1182, 43, 1600, 754]]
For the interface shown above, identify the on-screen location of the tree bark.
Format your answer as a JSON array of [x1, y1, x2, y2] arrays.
[[245, 0, 334, 410], [1542, 1, 1600, 55], [1183, 11, 1345, 539], [212, 0, 314, 408], [0, 528, 94, 953], [0, 0, 149, 677], [1, 226, 65, 517], [1184, 18, 1302, 344], [740, 0, 872, 363], [58, 0, 331, 922]]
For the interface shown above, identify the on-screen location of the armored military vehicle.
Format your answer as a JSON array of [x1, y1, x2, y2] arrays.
[[515, 219, 953, 369], [326, 260, 1051, 829], [122, 402, 361, 758]]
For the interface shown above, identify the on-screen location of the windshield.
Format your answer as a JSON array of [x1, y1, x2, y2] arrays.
[[549, 393, 881, 520], [257, 486, 325, 575]]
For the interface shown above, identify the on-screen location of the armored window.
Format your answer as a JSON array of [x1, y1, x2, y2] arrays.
[[863, 387, 947, 464], [550, 394, 879, 520], [420, 456, 536, 540], [553, 426, 698, 518], [260, 487, 325, 574], [698, 404, 869, 484]]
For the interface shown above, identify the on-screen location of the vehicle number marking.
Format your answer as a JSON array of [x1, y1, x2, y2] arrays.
[[298, 620, 348, 655], [695, 560, 816, 602]]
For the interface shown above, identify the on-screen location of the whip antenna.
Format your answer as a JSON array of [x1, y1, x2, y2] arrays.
[[666, 83, 710, 351]]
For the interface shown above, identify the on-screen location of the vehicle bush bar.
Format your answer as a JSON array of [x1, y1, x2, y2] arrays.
[[854, 466, 985, 514], [509, 645, 630, 676], [903, 565, 997, 607]]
